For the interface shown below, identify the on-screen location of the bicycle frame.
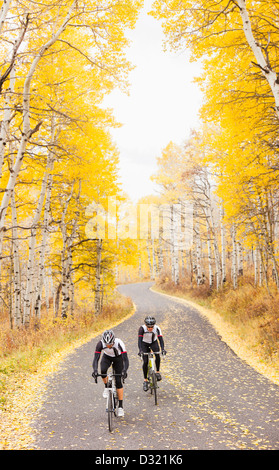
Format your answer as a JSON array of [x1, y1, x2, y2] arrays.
[[142, 352, 161, 405]]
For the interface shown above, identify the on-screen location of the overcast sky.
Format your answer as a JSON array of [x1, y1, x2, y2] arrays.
[[103, 0, 202, 203]]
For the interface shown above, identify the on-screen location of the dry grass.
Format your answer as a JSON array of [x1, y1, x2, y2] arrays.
[[0, 291, 135, 449], [0, 292, 134, 407], [156, 276, 279, 370]]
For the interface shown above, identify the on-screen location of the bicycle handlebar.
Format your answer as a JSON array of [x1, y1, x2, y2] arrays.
[[139, 351, 166, 360], [92, 372, 125, 384], [141, 352, 161, 355]]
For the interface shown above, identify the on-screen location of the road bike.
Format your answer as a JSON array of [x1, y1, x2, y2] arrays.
[[94, 369, 124, 432], [142, 352, 162, 405]]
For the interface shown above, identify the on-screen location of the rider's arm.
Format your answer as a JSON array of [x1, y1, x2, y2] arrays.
[[157, 326, 165, 351], [138, 326, 144, 352], [118, 339, 129, 372], [122, 351, 129, 372], [92, 340, 103, 372]]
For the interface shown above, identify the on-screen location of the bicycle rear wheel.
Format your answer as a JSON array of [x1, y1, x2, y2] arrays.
[[107, 391, 113, 432]]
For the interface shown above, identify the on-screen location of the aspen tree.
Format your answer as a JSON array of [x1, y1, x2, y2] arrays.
[[60, 183, 74, 319], [0, 0, 144, 325], [204, 204, 214, 290], [151, 0, 279, 293], [254, 246, 258, 287], [33, 118, 56, 319], [236, 0, 279, 119], [220, 202, 227, 286], [170, 204, 180, 285], [151, 0, 279, 119], [0, 0, 11, 35], [94, 240, 109, 316], [22, 145, 57, 326], [0, 63, 16, 181], [193, 204, 203, 285], [231, 224, 238, 290], [11, 190, 21, 326], [0, 0, 77, 257]]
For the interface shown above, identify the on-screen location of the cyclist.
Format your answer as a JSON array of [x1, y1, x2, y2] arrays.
[[138, 316, 166, 391], [92, 329, 129, 417]]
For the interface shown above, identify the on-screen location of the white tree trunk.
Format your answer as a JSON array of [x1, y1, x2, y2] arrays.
[[196, 219, 203, 285], [237, 0, 279, 118], [146, 241, 153, 280], [205, 207, 214, 289], [211, 216, 222, 290], [237, 241, 244, 276], [220, 202, 226, 286], [152, 239, 158, 279], [259, 249, 263, 287], [33, 169, 53, 319], [0, 0, 11, 35], [94, 239, 103, 316], [170, 204, 179, 285], [158, 227, 164, 274], [11, 191, 21, 327], [231, 224, 238, 289], [22, 153, 54, 325], [206, 183, 222, 290], [0, 64, 16, 180], [60, 185, 74, 318], [34, 118, 57, 318], [254, 246, 258, 287]]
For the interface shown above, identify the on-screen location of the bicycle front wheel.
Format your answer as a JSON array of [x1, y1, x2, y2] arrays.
[[148, 368, 153, 394], [152, 371, 158, 405], [107, 391, 113, 432], [113, 394, 118, 417]]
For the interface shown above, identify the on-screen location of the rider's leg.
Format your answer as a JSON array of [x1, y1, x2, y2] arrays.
[[151, 341, 160, 372], [151, 341, 162, 380], [113, 356, 125, 413], [100, 354, 111, 383], [142, 345, 149, 378], [100, 354, 111, 396], [141, 343, 150, 390]]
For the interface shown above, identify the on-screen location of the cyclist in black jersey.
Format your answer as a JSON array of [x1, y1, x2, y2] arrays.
[[138, 316, 166, 391], [92, 329, 129, 417]]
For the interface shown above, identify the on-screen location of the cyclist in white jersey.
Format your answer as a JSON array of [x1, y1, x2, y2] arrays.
[[138, 316, 166, 391], [92, 330, 129, 417]]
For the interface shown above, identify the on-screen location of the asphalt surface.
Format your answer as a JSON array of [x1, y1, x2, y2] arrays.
[[29, 282, 279, 450]]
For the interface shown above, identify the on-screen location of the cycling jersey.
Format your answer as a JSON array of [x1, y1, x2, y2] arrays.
[[92, 337, 129, 387], [94, 338, 127, 358], [138, 324, 163, 345]]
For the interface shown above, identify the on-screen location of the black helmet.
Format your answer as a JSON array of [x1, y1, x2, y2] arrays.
[[144, 316, 156, 327], [102, 329, 115, 345]]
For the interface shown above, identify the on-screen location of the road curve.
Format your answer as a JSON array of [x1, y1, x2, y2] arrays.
[[29, 282, 279, 450]]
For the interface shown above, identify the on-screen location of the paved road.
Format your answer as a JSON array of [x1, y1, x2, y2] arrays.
[[30, 282, 279, 450]]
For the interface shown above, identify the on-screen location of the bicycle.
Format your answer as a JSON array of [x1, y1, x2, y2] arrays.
[[94, 369, 124, 432], [142, 352, 162, 405]]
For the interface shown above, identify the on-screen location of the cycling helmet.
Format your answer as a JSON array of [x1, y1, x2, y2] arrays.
[[102, 329, 115, 345], [144, 316, 156, 327]]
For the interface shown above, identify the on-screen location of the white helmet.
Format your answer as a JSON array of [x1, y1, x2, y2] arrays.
[[102, 330, 115, 345], [144, 316, 156, 327]]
